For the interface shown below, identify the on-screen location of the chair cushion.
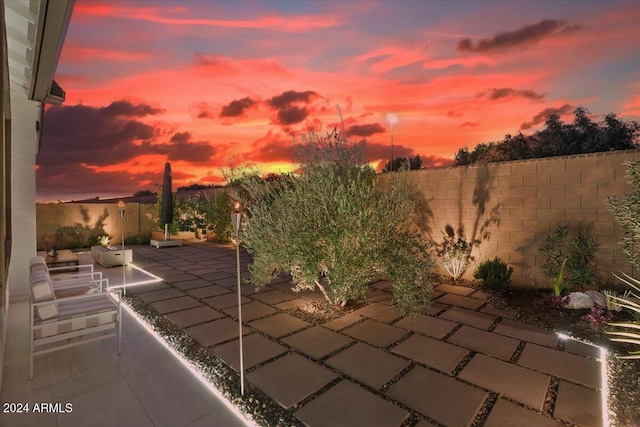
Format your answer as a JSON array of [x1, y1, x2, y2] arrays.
[[29, 256, 48, 274], [30, 271, 58, 320], [34, 295, 118, 339]]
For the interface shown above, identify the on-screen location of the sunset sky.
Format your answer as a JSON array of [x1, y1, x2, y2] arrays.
[[36, 0, 640, 202]]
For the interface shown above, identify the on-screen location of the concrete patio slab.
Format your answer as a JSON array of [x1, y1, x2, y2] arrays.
[[198, 271, 235, 282], [202, 293, 251, 309], [343, 319, 409, 347], [439, 306, 497, 330], [517, 343, 601, 389], [185, 284, 232, 299], [437, 294, 485, 310], [367, 289, 394, 304], [493, 318, 558, 347], [248, 313, 310, 338], [563, 339, 601, 359], [251, 289, 298, 304], [386, 365, 487, 427], [150, 296, 202, 314], [435, 283, 475, 296], [246, 353, 338, 408], [480, 303, 515, 319], [391, 334, 468, 374], [322, 313, 362, 331], [275, 298, 314, 311], [353, 302, 402, 323], [163, 273, 199, 284], [222, 301, 278, 322], [394, 314, 457, 339], [186, 318, 250, 347], [136, 288, 186, 303], [459, 354, 550, 410], [282, 326, 353, 359], [447, 325, 520, 361], [165, 305, 225, 328], [295, 380, 409, 427], [326, 343, 409, 389], [212, 333, 287, 371], [554, 381, 602, 427], [423, 301, 447, 316], [171, 278, 212, 291], [484, 399, 565, 427]]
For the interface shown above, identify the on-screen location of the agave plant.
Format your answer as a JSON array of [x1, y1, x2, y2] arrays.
[[607, 272, 640, 359]]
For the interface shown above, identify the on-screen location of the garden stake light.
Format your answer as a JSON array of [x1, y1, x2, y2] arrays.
[[118, 200, 127, 295], [232, 202, 245, 395]]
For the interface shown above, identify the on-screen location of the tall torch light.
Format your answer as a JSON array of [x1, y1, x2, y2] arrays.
[[386, 113, 398, 172], [118, 200, 126, 294], [231, 202, 245, 395]]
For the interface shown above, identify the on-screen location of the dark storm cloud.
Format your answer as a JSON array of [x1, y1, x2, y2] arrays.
[[520, 104, 574, 129], [457, 19, 581, 53], [345, 123, 385, 137], [479, 88, 545, 101], [277, 106, 308, 125], [267, 90, 318, 109], [101, 100, 164, 117], [220, 97, 257, 117], [166, 132, 216, 163]]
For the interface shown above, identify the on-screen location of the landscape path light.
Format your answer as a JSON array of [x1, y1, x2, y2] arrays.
[[232, 202, 245, 395], [387, 113, 398, 172], [118, 200, 126, 294]]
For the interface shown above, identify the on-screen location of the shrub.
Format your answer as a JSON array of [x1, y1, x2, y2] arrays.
[[473, 257, 513, 291], [538, 225, 598, 290], [435, 225, 479, 281], [205, 190, 233, 242], [124, 234, 151, 245], [607, 161, 640, 271], [240, 130, 433, 316]]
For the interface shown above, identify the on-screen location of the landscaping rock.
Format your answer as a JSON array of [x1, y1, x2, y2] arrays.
[[565, 292, 594, 310], [585, 290, 607, 308]]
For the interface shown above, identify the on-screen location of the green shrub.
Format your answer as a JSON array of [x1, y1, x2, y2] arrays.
[[206, 190, 233, 242], [538, 224, 598, 290], [473, 257, 513, 291], [240, 131, 433, 316], [607, 161, 640, 271], [124, 234, 151, 245]]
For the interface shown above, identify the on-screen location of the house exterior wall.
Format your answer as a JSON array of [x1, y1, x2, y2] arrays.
[[392, 149, 639, 288], [6, 93, 40, 301]]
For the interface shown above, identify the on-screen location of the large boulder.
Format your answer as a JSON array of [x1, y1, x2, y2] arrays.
[[585, 290, 607, 308], [565, 292, 595, 309]]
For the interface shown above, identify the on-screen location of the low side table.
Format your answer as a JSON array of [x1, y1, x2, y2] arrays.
[[36, 249, 80, 270]]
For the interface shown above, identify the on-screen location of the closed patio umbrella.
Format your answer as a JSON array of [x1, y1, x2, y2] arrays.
[[161, 162, 174, 240]]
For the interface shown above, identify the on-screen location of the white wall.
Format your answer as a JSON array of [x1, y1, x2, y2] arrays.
[[7, 91, 39, 301]]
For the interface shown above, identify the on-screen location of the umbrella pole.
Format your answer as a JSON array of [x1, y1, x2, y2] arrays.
[[164, 224, 169, 240]]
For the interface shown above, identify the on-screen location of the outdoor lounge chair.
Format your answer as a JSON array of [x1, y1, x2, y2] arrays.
[[29, 256, 102, 293], [29, 267, 121, 379]]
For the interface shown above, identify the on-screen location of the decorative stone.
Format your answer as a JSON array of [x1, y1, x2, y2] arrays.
[[584, 290, 607, 308], [565, 292, 594, 310]]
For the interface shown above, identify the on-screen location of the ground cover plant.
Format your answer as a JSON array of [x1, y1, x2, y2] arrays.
[[238, 130, 433, 316]]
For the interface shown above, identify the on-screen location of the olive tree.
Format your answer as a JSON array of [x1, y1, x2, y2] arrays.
[[239, 131, 433, 316]]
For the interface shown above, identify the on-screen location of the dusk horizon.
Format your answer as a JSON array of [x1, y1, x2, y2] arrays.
[[36, 0, 640, 202]]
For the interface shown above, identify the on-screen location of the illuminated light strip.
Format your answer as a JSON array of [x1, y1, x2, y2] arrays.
[[106, 262, 164, 290], [120, 301, 257, 427], [556, 332, 610, 427]]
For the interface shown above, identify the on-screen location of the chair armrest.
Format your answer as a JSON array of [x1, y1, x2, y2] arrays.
[[32, 286, 121, 308], [48, 264, 94, 273], [51, 271, 102, 283]]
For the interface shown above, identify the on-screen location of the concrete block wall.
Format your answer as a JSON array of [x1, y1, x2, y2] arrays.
[[402, 149, 640, 288], [36, 202, 156, 249]]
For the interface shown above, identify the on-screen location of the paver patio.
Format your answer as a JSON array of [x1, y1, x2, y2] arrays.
[[125, 242, 605, 427]]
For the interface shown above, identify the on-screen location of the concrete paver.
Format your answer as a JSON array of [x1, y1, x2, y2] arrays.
[[136, 288, 186, 302], [436, 283, 476, 296], [186, 318, 250, 347], [322, 313, 362, 331], [343, 319, 409, 347], [212, 333, 287, 371], [353, 302, 402, 323], [518, 343, 601, 389], [439, 306, 497, 330], [447, 325, 520, 361], [326, 343, 409, 389], [282, 326, 352, 359], [246, 353, 338, 408], [165, 305, 225, 328], [222, 301, 278, 322], [295, 380, 409, 427], [394, 314, 457, 339], [386, 365, 487, 427], [248, 312, 310, 338], [459, 354, 550, 410], [554, 381, 602, 427], [493, 318, 558, 347], [251, 289, 298, 304], [185, 284, 231, 299], [484, 399, 565, 427], [202, 293, 251, 309], [392, 333, 468, 373], [437, 293, 485, 310], [150, 296, 202, 314]]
